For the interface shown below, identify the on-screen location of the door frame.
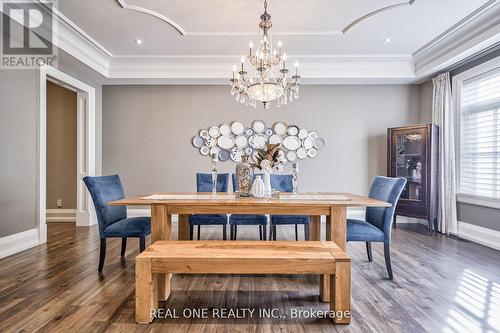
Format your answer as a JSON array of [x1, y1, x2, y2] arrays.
[[37, 66, 97, 243]]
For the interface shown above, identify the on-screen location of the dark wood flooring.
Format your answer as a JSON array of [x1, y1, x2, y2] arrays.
[[0, 222, 499, 333]]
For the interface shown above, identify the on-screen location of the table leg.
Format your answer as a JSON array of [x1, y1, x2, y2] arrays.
[[320, 206, 347, 302], [330, 260, 351, 324], [309, 215, 321, 241], [151, 204, 172, 301], [177, 214, 190, 240]]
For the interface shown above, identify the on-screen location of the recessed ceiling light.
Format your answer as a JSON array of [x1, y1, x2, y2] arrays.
[[384, 37, 393, 44], [135, 39, 143, 46]]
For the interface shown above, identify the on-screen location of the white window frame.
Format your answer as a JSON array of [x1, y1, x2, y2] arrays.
[[452, 56, 500, 210]]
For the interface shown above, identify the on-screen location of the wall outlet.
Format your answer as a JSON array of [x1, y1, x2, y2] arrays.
[[56, 199, 63, 208]]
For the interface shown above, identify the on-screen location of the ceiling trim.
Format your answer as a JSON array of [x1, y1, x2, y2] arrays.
[[115, 0, 186, 35], [107, 55, 416, 84], [414, 0, 500, 78], [113, 0, 417, 37]]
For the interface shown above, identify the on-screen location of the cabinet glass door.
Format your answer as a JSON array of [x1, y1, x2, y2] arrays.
[[395, 130, 424, 201]]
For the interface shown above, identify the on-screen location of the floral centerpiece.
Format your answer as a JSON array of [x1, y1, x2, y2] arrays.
[[251, 143, 285, 196]]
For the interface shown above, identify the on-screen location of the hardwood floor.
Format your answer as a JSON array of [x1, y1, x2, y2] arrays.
[[0, 222, 499, 333]]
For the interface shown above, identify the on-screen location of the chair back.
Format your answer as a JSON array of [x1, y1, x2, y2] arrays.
[[270, 174, 293, 192], [83, 175, 127, 238], [365, 176, 407, 242], [196, 173, 229, 192]]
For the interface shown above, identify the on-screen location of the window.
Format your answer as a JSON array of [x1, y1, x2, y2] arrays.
[[458, 65, 500, 200]]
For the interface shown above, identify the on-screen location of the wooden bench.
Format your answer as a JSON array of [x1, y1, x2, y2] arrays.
[[135, 241, 351, 324]]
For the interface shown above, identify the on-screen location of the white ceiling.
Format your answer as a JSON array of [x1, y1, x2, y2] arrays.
[[58, 0, 490, 57]]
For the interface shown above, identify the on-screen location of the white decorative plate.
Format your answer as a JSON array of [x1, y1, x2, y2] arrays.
[[244, 147, 253, 156], [192, 136, 204, 148], [249, 134, 268, 149], [200, 146, 210, 156], [273, 122, 287, 135], [298, 128, 308, 140], [297, 147, 307, 159], [210, 147, 220, 157], [265, 128, 274, 136], [308, 131, 318, 140], [208, 126, 220, 138], [217, 135, 235, 149], [314, 138, 325, 150], [269, 134, 283, 145], [245, 128, 254, 136], [303, 137, 314, 150], [287, 125, 299, 136], [283, 136, 301, 151], [308, 148, 318, 158], [205, 137, 216, 147], [252, 120, 265, 133], [235, 135, 248, 148], [219, 124, 231, 136], [286, 150, 297, 161], [199, 129, 209, 139], [230, 147, 244, 162], [231, 121, 244, 135]]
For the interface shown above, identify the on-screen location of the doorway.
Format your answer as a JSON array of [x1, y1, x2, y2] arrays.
[[37, 66, 97, 244]]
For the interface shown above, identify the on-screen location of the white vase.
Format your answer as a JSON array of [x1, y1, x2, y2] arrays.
[[251, 175, 265, 198], [263, 171, 272, 197]]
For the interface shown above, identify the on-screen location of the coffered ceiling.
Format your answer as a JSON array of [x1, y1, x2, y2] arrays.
[[58, 0, 489, 56]]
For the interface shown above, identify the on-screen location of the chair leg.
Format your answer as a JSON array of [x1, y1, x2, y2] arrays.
[[234, 225, 238, 240], [273, 225, 277, 241], [197, 225, 201, 240], [189, 225, 193, 240], [384, 243, 393, 280], [263, 225, 267, 241], [259, 225, 263, 241], [366, 242, 373, 262], [120, 237, 127, 257], [295, 224, 299, 241], [269, 224, 273, 240], [304, 224, 309, 241], [139, 237, 146, 253], [98, 238, 106, 272], [393, 214, 397, 228], [222, 225, 227, 240], [230, 225, 234, 240]]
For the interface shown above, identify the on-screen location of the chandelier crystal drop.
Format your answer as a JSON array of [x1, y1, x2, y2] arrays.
[[229, 0, 300, 109]]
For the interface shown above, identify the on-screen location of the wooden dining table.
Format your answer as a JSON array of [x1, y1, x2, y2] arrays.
[[109, 192, 390, 303]]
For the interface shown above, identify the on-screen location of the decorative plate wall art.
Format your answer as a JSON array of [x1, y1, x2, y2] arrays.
[[192, 121, 325, 163]]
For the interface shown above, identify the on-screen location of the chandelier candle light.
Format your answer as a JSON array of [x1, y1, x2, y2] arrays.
[[230, 0, 300, 109]]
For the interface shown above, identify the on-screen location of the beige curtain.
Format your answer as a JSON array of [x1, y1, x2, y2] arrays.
[[432, 72, 458, 234]]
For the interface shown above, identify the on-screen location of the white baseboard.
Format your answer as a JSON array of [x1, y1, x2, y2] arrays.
[[46, 209, 76, 223], [458, 221, 500, 251], [0, 229, 40, 259]]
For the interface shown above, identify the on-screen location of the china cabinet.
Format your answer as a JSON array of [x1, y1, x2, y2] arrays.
[[387, 124, 438, 231]]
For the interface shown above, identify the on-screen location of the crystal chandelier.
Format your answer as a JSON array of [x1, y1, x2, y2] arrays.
[[229, 0, 300, 109]]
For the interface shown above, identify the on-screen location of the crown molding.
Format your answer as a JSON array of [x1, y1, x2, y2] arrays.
[[107, 55, 416, 84], [413, 0, 500, 78]]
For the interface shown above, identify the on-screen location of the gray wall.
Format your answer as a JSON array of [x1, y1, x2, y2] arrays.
[[419, 79, 500, 231], [0, 50, 103, 238], [0, 70, 38, 237], [103, 85, 421, 196]]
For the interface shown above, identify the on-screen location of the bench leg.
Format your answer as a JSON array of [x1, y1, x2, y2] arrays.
[[330, 261, 351, 324], [136, 258, 158, 324]]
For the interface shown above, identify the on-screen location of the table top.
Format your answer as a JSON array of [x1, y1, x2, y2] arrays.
[[108, 192, 390, 208], [137, 241, 349, 261]]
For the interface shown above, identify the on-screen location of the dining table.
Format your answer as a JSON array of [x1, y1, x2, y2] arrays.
[[108, 192, 390, 303]]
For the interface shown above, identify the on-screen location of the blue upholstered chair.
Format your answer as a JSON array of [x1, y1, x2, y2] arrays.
[[83, 175, 151, 272], [347, 176, 406, 279], [190, 173, 229, 240], [269, 174, 310, 240], [229, 174, 268, 240]]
